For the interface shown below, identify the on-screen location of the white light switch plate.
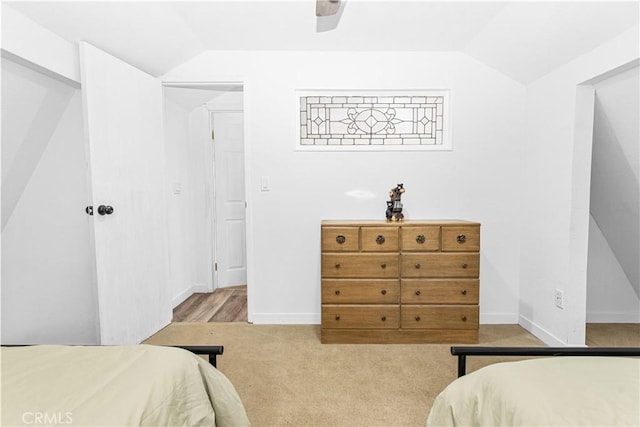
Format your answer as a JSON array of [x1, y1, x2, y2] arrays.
[[260, 176, 270, 191]]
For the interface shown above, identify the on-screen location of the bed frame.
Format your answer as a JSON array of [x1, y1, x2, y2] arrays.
[[2, 345, 224, 368], [451, 346, 640, 377], [172, 345, 224, 368]]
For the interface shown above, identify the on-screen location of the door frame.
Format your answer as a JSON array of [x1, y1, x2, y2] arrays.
[[579, 60, 640, 325], [162, 80, 253, 323], [571, 59, 640, 342]]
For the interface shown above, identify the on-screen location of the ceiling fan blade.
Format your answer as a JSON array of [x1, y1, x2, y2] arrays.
[[316, 0, 341, 17]]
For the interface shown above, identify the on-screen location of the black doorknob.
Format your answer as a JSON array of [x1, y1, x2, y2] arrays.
[[97, 205, 114, 216]]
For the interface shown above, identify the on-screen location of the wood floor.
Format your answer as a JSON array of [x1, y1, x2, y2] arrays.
[[173, 285, 247, 322]]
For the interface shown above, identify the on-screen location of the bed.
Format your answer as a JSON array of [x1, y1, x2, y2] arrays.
[[1, 344, 250, 426], [427, 346, 640, 426]]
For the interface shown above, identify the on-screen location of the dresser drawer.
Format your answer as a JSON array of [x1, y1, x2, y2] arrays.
[[322, 254, 399, 278], [442, 225, 480, 252], [401, 253, 479, 278], [322, 226, 359, 251], [401, 226, 440, 251], [401, 279, 479, 304], [361, 227, 399, 252], [401, 305, 479, 329], [322, 305, 400, 329], [322, 279, 400, 304]]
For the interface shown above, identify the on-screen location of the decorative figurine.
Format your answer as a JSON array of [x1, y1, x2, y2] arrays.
[[386, 183, 405, 222]]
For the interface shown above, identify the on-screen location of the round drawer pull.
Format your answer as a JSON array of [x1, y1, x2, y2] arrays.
[[380, 316, 387, 322], [381, 289, 387, 295], [415, 316, 421, 322], [415, 290, 421, 296], [415, 263, 421, 269], [461, 263, 468, 269], [376, 235, 386, 245], [416, 234, 426, 244], [335, 263, 341, 269], [457, 234, 467, 244], [335, 290, 340, 296], [461, 289, 467, 295], [461, 315, 467, 322], [335, 315, 341, 321], [336, 235, 346, 244], [381, 263, 387, 269]]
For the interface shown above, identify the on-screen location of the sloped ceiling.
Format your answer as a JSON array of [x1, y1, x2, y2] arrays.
[[4, 1, 639, 83]]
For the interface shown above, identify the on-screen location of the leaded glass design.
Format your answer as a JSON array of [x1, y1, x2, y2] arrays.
[[297, 91, 450, 149]]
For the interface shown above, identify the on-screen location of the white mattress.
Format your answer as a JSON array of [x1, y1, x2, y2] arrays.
[[427, 356, 640, 426]]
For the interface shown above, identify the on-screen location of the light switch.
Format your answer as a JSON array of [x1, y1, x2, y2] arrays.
[[260, 176, 270, 191], [173, 182, 182, 195]]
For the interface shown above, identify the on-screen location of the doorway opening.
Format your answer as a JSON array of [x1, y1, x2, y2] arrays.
[[162, 83, 248, 323], [586, 67, 640, 319], [585, 65, 639, 344]]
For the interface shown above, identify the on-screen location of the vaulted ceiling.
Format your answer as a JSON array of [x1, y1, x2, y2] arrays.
[[4, 1, 639, 83]]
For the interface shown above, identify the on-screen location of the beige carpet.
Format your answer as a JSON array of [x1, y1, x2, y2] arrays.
[[586, 323, 640, 346], [145, 323, 547, 426]]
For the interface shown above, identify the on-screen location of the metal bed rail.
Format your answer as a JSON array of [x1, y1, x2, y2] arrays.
[[171, 345, 224, 368], [451, 346, 640, 377]]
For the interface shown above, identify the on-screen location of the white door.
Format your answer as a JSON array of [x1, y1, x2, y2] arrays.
[[80, 42, 171, 344], [212, 112, 247, 287]]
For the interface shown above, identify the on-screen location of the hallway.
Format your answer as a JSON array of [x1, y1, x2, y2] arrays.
[[172, 286, 247, 322]]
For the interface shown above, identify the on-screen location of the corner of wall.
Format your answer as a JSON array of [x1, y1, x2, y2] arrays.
[[518, 315, 582, 347]]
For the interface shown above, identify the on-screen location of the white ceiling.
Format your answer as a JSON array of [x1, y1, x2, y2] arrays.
[[4, 1, 639, 83]]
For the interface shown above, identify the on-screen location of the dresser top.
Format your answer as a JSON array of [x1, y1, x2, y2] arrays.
[[321, 219, 480, 226]]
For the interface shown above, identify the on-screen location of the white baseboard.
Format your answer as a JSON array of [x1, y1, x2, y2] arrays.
[[480, 313, 519, 324], [171, 283, 211, 308], [587, 311, 640, 323], [251, 313, 321, 324], [518, 314, 569, 346]]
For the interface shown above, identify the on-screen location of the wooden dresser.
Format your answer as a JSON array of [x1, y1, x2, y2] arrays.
[[321, 220, 480, 344]]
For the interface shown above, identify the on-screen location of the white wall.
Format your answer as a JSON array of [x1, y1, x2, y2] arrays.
[[586, 65, 639, 322], [519, 26, 639, 345], [589, 66, 639, 301], [1, 58, 98, 344], [164, 97, 194, 306], [587, 217, 639, 322], [163, 51, 526, 324], [5, 4, 635, 344], [205, 91, 243, 111], [163, 93, 213, 306]]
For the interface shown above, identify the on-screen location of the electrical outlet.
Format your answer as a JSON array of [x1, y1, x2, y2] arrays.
[[554, 289, 565, 309]]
